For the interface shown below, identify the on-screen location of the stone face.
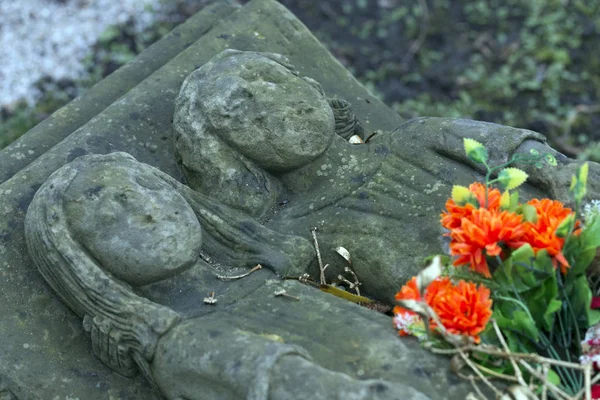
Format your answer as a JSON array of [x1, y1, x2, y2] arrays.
[[2, 0, 600, 399]]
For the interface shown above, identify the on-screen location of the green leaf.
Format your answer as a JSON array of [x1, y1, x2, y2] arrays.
[[541, 298, 562, 331], [582, 216, 600, 248], [546, 369, 561, 386], [509, 191, 520, 211], [463, 138, 488, 164], [571, 247, 597, 277], [501, 244, 549, 292], [565, 216, 600, 278], [497, 168, 529, 190], [519, 204, 538, 223], [494, 307, 540, 353], [544, 154, 558, 167], [518, 252, 559, 330], [588, 309, 600, 327], [565, 275, 594, 330], [555, 214, 574, 238]]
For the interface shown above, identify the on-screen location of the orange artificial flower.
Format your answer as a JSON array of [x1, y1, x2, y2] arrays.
[[449, 208, 526, 277], [427, 278, 493, 344], [394, 277, 421, 315], [394, 276, 493, 343], [441, 182, 502, 230], [522, 198, 580, 273], [393, 276, 423, 336]]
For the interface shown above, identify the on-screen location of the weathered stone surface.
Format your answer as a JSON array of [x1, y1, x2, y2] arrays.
[[173, 49, 600, 304], [0, 1, 404, 398], [2, 0, 600, 399], [0, 0, 240, 184], [24, 152, 468, 399]]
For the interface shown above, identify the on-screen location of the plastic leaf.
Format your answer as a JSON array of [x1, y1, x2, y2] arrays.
[[580, 162, 589, 187], [555, 214, 574, 238], [589, 309, 600, 327], [570, 163, 589, 201], [463, 138, 488, 164], [497, 168, 529, 191], [494, 307, 540, 352], [520, 204, 538, 223], [451, 185, 476, 206], [500, 190, 511, 210], [544, 153, 558, 167], [565, 275, 596, 330], [546, 369, 561, 387]]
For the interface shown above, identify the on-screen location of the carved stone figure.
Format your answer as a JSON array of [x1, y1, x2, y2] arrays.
[[24, 49, 600, 399], [173, 49, 600, 303], [25, 152, 473, 400]]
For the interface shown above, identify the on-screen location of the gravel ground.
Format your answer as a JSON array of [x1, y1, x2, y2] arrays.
[[0, 0, 164, 108]]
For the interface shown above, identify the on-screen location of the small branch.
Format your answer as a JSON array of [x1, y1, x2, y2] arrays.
[[541, 364, 548, 400], [310, 227, 327, 284], [458, 351, 502, 397], [468, 376, 488, 400], [574, 369, 600, 399], [584, 363, 591, 400], [273, 289, 300, 301], [216, 264, 262, 281], [338, 266, 362, 295], [517, 360, 572, 400], [492, 319, 526, 387]]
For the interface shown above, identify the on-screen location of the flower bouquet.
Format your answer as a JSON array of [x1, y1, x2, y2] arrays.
[[394, 138, 600, 399]]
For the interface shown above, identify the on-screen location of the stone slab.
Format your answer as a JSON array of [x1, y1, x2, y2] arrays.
[[0, 1, 407, 398]]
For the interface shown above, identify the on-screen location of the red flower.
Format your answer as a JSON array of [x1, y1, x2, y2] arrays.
[[592, 384, 600, 399]]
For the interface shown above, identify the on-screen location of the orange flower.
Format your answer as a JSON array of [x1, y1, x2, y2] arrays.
[[393, 277, 423, 336], [394, 277, 421, 316], [449, 208, 526, 277], [427, 278, 493, 344], [441, 182, 502, 230], [424, 276, 454, 303], [522, 199, 579, 273], [394, 277, 493, 343]]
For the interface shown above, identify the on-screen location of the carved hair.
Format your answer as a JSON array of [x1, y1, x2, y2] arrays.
[[24, 153, 180, 388], [25, 152, 312, 382]]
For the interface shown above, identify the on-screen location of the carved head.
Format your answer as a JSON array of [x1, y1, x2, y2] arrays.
[[62, 155, 202, 286], [24, 152, 315, 379], [174, 49, 335, 172], [24, 152, 184, 378]]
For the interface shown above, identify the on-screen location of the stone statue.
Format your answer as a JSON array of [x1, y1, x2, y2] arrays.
[[173, 49, 600, 303], [24, 49, 600, 399], [25, 152, 473, 400]]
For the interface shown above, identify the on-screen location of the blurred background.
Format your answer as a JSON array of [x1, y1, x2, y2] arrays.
[[1, 0, 599, 162]]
